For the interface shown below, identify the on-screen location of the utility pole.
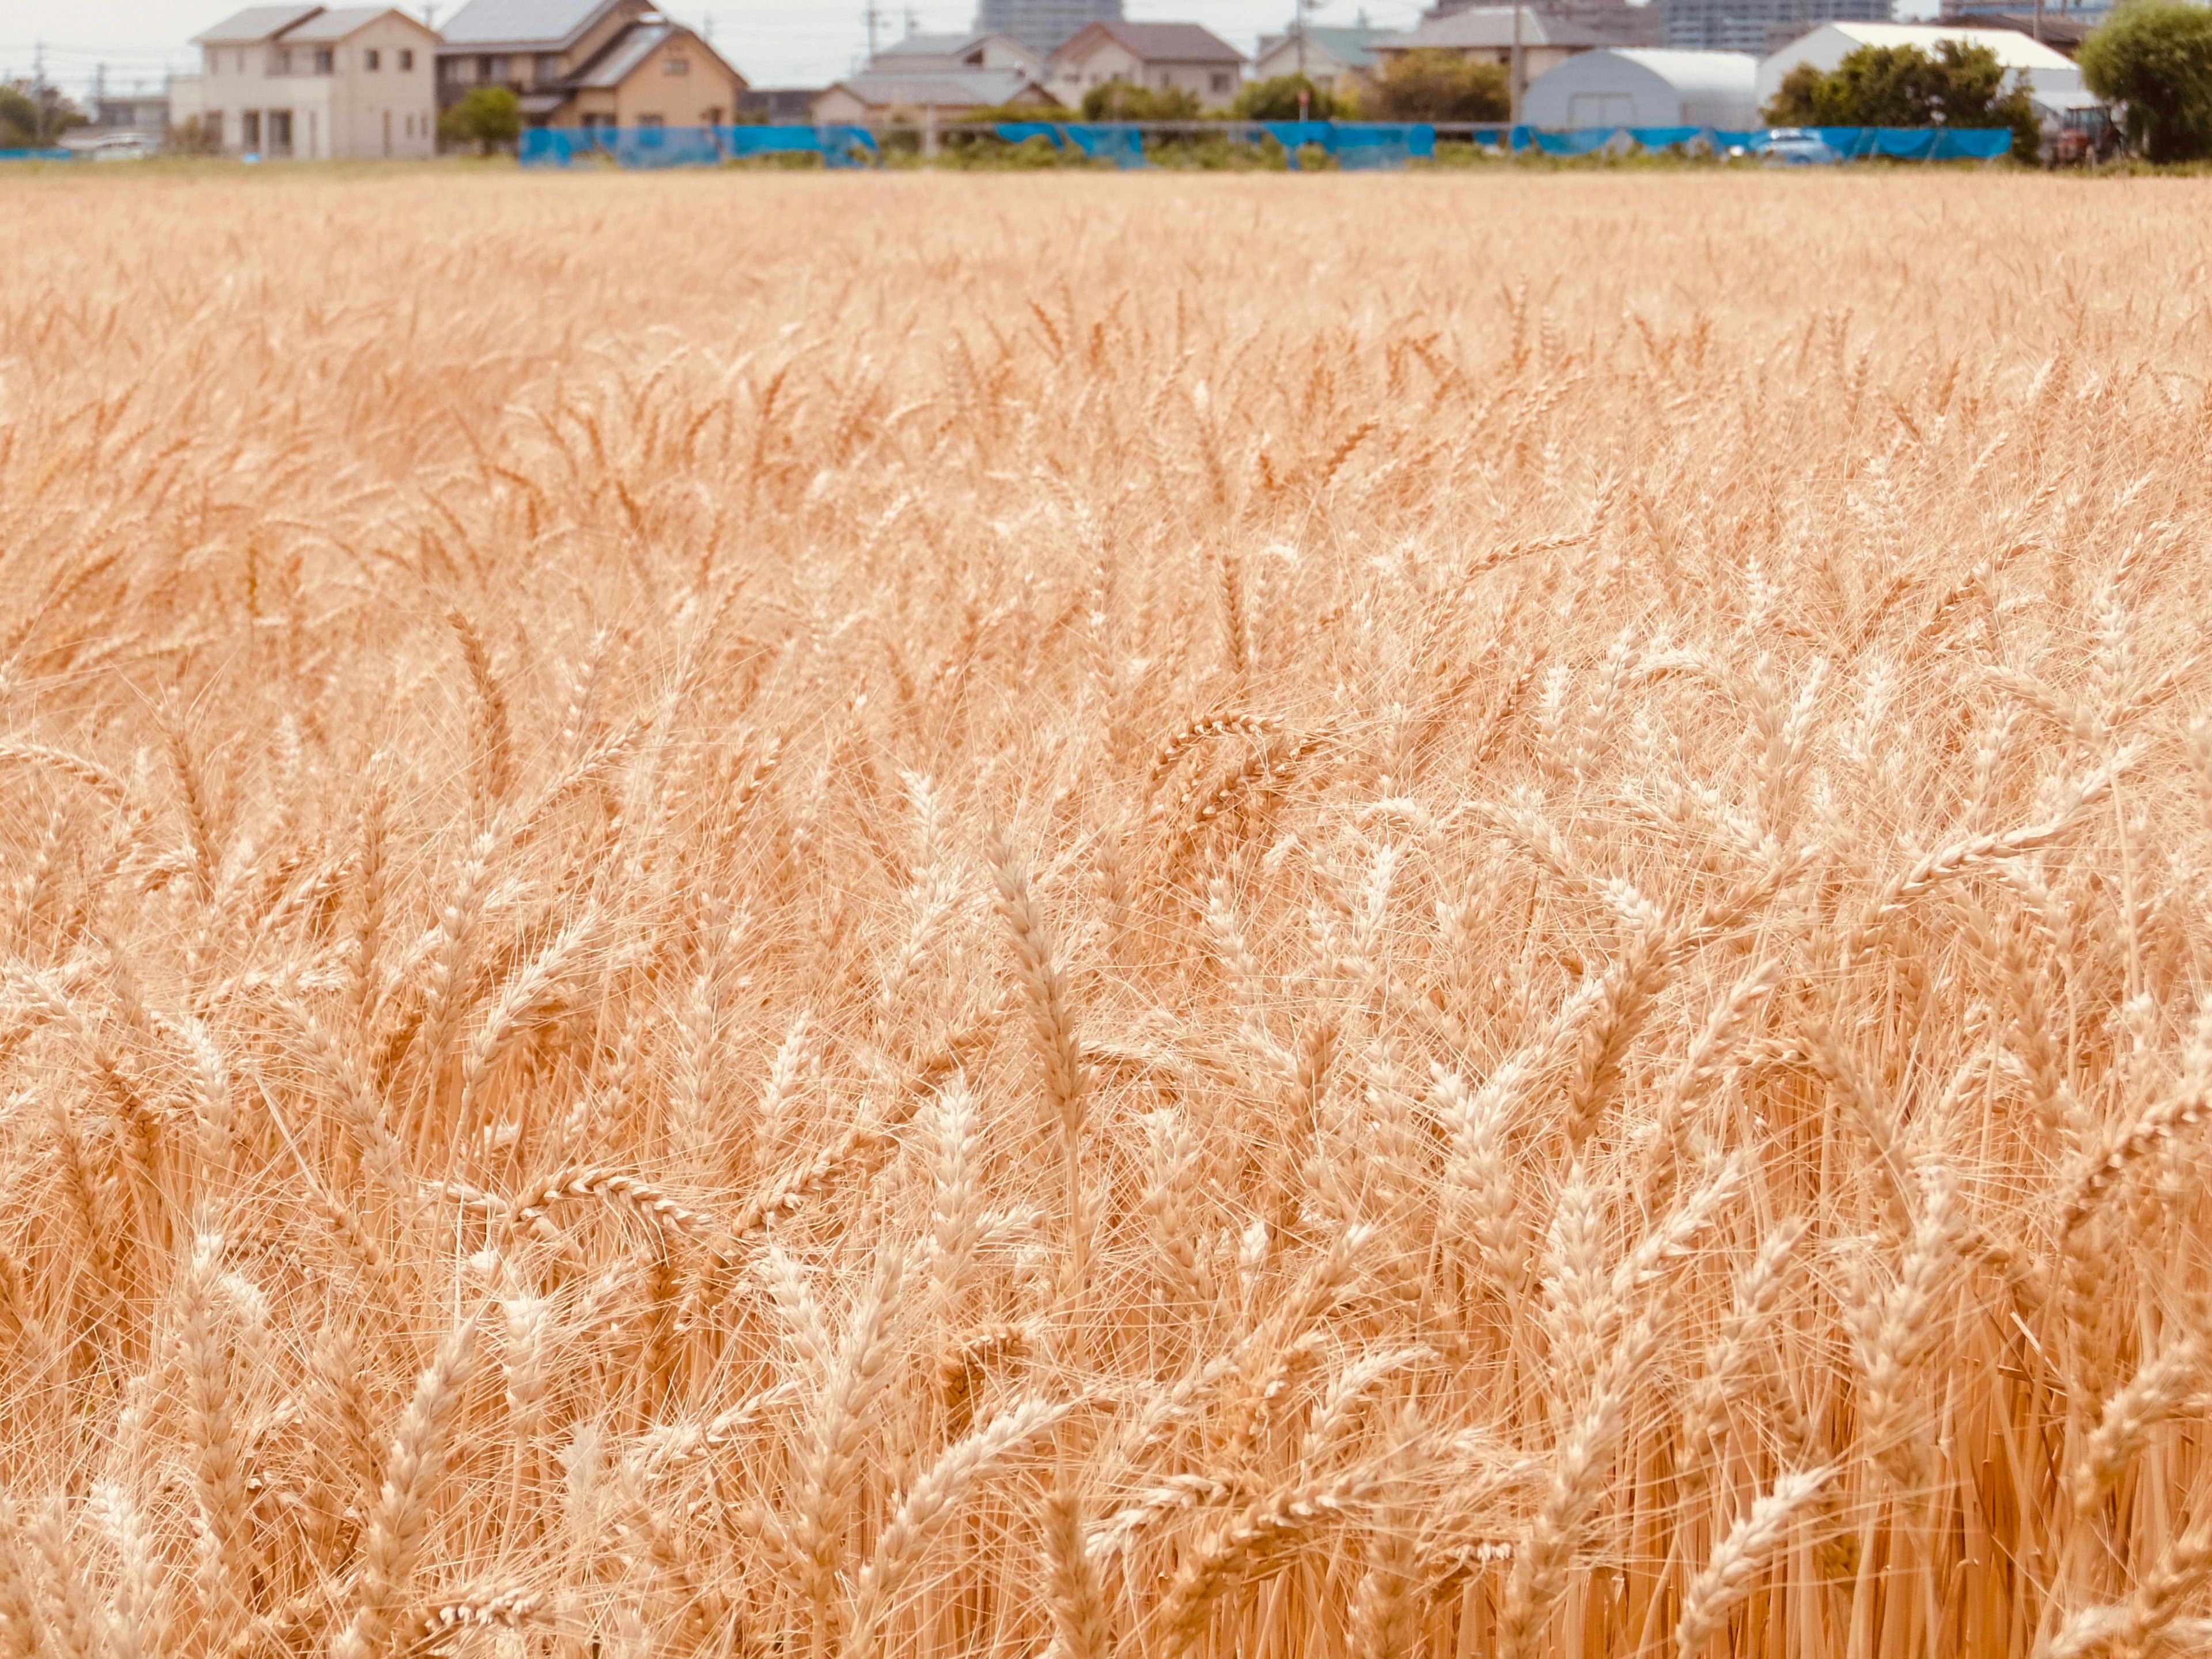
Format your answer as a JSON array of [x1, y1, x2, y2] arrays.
[[1296, 0, 1308, 79], [864, 1, 884, 60], [1510, 3, 1524, 126]]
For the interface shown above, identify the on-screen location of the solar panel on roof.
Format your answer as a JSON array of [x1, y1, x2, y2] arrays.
[[438, 0, 609, 46]]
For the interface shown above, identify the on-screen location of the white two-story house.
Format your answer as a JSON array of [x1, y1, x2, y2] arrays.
[[190, 5, 440, 158]]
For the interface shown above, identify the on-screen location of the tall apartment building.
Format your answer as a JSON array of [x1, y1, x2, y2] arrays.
[[1659, 0, 1891, 55], [970, 0, 1126, 59]]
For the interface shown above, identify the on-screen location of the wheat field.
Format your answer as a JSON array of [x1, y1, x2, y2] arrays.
[[3, 166, 2212, 1659]]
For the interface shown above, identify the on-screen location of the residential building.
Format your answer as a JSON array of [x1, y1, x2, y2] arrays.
[[1249, 21, 1392, 90], [869, 31, 1049, 80], [1370, 6, 1656, 82], [92, 89, 172, 138], [1046, 22, 1246, 109], [1523, 46, 1758, 124], [971, 0, 1126, 60], [736, 87, 821, 121], [1753, 20, 2078, 103], [188, 5, 440, 158], [1661, 0, 1886, 56], [809, 70, 1060, 125], [435, 0, 745, 128]]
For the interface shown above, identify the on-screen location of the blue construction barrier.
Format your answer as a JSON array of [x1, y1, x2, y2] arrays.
[[516, 120, 2009, 171], [518, 124, 878, 169], [0, 147, 74, 161]]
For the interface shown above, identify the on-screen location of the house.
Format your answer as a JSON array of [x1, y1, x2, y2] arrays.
[[736, 87, 821, 122], [1046, 22, 1246, 109], [1249, 22, 1392, 92], [1754, 21, 2081, 107], [92, 89, 173, 138], [973, 0, 1127, 59], [435, 0, 745, 129], [1523, 47, 1758, 127], [1370, 7, 1657, 84], [869, 31, 1048, 81], [188, 5, 440, 158], [809, 71, 1060, 126]]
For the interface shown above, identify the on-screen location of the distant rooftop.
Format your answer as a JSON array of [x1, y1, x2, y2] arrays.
[[1055, 21, 1246, 64], [191, 5, 322, 44], [437, 0, 612, 47]]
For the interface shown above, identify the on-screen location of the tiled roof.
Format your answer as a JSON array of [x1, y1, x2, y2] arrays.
[[191, 5, 323, 44], [825, 69, 1052, 108], [1058, 21, 1245, 65], [437, 0, 611, 48], [279, 6, 408, 40]]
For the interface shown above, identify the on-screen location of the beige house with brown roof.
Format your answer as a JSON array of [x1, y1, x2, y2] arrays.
[[435, 0, 744, 129], [190, 5, 440, 158], [1046, 21, 1246, 108]]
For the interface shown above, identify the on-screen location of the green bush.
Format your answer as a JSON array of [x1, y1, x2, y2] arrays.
[[1225, 74, 1342, 121], [1761, 41, 2038, 159], [1366, 50, 1509, 123], [2080, 0, 2212, 161], [1077, 82, 1200, 120], [438, 85, 521, 154], [0, 83, 89, 147]]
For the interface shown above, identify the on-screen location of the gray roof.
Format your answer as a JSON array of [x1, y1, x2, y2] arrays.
[[824, 69, 1054, 108], [876, 32, 985, 58], [571, 19, 669, 85], [191, 5, 323, 44], [1255, 24, 1391, 70], [1056, 21, 1245, 65], [279, 6, 416, 40], [437, 0, 612, 48], [1378, 6, 1636, 50]]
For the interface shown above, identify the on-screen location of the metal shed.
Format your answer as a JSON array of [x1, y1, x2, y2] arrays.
[[1523, 47, 1760, 129]]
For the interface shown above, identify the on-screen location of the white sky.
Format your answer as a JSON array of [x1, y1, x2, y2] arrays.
[[2, 0, 1433, 96]]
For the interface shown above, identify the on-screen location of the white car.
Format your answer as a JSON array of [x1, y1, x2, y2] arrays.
[[1764, 127, 1840, 165], [82, 132, 161, 161]]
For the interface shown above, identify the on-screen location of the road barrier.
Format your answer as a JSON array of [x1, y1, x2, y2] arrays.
[[516, 121, 2014, 171]]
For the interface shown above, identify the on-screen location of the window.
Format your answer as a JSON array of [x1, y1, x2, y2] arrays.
[[662, 55, 690, 74], [535, 53, 560, 80], [206, 110, 222, 146], [313, 49, 334, 73], [702, 105, 721, 124], [441, 56, 463, 81], [488, 55, 509, 79], [241, 109, 260, 149], [365, 47, 380, 69], [399, 48, 414, 70], [1210, 71, 1232, 93]]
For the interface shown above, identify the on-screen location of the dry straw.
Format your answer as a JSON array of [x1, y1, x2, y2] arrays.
[[2, 168, 2210, 1659]]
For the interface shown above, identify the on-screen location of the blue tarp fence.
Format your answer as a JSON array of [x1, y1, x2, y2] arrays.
[[1463, 123, 2010, 159], [0, 147, 75, 161], [517, 120, 2012, 171], [520, 124, 879, 169]]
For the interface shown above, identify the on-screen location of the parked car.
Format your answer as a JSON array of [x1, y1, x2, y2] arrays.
[[83, 132, 161, 161], [1764, 127, 1839, 165]]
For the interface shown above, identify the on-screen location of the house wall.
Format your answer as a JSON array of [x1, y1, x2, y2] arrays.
[[197, 16, 435, 158], [325, 15, 439, 158], [610, 34, 742, 127], [810, 86, 871, 124], [1249, 40, 1359, 89], [1050, 40, 1243, 106]]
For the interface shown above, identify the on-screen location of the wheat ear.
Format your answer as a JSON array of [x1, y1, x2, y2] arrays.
[[1676, 1468, 1833, 1656]]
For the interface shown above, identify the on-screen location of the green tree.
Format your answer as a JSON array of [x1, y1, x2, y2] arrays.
[[1762, 40, 2036, 158], [1078, 81, 1201, 120], [1366, 49, 1509, 122], [1226, 74, 1341, 120], [438, 85, 522, 154], [2080, 0, 2212, 161], [1, 82, 89, 147]]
